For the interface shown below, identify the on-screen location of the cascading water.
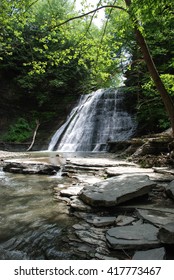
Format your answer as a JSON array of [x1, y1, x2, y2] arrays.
[[48, 88, 136, 152]]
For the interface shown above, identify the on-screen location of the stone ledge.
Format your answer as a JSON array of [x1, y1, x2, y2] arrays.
[[3, 160, 60, 175]]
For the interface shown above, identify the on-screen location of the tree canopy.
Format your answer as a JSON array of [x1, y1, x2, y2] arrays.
[[0, 0, 120, 92], [0, 0, 174, 142]]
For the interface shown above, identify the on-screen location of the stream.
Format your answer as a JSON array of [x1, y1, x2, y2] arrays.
[[1, 151, 174, 260], [0, 162, 80, 260]]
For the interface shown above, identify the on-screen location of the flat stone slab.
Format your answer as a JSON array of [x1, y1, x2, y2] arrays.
[[137, 209, 174, 227], [153, 167, 174, 175], [158, 223, 174, 244], [66, 158, 137, 168], [132, 247, 166, 260], [106, 224, 160, 250], [3, 160, 60, 175], [149, 173, 174, 182], [106, 167, 174, 182], [79, 175, 156, 207], [115, 215, 136, 226], [87, 216, 116, 227], [60, 186, 84, 197], [70, 197, 92, 212], [106, 167, 153, 176]]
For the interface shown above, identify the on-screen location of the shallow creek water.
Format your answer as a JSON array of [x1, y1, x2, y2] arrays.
[[0, 164, 79, 260]]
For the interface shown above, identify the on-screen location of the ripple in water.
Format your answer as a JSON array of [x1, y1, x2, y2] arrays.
[[0, 170, 78, 260]]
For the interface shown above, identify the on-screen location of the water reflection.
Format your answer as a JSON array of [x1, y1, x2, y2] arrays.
[[0, 169, 77, 259]]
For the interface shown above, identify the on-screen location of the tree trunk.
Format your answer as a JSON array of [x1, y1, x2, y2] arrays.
[[125, 0, 174, 136], [27, 120, 40, 151]]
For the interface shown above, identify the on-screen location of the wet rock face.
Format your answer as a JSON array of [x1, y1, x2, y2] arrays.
[[79, 175, 156, 207]]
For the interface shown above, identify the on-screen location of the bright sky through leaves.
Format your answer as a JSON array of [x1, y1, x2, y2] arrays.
[[75, 0, 105, 27]]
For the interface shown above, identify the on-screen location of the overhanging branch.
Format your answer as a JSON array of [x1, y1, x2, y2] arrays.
[[57, 5, 126, 27]]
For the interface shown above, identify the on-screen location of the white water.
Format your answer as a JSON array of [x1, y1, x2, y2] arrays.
[[48, 88, 136, 152]]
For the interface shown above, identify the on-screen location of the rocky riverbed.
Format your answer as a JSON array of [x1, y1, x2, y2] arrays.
[[56, 155, 174, 260], [1, 151, 174, 260]]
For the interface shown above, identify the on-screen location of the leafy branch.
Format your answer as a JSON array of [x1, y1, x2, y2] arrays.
[[56, 4, 126, 27]]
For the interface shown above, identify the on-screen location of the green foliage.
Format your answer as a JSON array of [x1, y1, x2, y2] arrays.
[[137, 73, 174, 132], [143, 74, 174, 97], [1, 0, 174, 139], [0, 0, 122, 115], [161, 75, 174, 96], [111, 0, 174, 133], [2, 118, 34, 142], [136, 97, 170, 133]]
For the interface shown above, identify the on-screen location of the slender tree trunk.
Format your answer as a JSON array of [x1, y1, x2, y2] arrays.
[[125, 0, 174, 136], [27, 120, 40, 151]]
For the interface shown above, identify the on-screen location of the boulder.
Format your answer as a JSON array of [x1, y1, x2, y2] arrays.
[[79, 175, 156, 207], [106, 223, 160, 250], [132, 247, 166, 260], [158, 223, 174, 244]]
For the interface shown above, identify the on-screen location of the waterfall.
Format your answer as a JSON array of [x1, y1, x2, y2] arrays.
[[48, 88, 136, 152]]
